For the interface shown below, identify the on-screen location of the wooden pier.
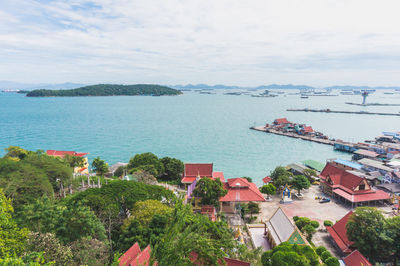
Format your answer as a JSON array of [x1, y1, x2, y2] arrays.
[[287, 108, 400, 116], [250, 126, 335, 146]]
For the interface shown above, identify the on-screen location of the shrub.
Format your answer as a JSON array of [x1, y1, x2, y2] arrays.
[[320, 250, 332, 262], [323, 220, 333, 227], [293, 216, 299, 221], [295, 217, 311, 230], [310, 220, 319, 229], [315, 246, 327, 256], [324, 256, 340, 266]]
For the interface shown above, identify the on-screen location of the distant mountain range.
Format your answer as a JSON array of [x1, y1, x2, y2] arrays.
[[1, 80, 400, 91], [0, 81, 86, 91]]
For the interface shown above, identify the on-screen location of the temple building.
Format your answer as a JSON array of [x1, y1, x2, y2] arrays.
[[181, 163, 224, 187], [46, 150, 89, 174], [326, 211, 355, 254], [319, 162, 390, 208]]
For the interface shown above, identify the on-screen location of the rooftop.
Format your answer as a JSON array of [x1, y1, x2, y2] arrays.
[[333, 159, 363, 170], [343, 250, 372, 266]]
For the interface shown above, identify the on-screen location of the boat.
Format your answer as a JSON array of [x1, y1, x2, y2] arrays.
[[300, 95, 309, 99]]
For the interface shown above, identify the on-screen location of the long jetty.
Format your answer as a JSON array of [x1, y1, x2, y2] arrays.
[[287, 108, 400, 116], [250, 126, 335, 146]]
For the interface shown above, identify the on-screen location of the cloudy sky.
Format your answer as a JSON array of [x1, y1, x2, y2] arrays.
[[1, 0, 400, 86]]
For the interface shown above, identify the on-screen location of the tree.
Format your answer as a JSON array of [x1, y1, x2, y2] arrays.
[[260, 184, 276, 199], [315, 246, 327, 256], [69, 237, 109, 266], [386, 216, 400, 265], [63, 154, 85, 169], [248, 202, 260, 216], [130, 200, 172, 226], [291, 175, 310, 195], [114, 166, 126, 178], [241, 177, 253, 183], [4, 146, 31, 160], [325, 257, 340, 266], [320, 250, 332, 262], [303, 168, 317, 183], [270, 166, 292, 189], [192, 178, 227, 207], [25, 232, 73, 265], [261, 242, 319, 266], [0, 188, 29, 258], [131, 170, 158, 185], [302, 224, 316, 241], [346, 207, 392, 262], [159, 157, 184, 181], [128, 153, 164, 178], [92, 157, 109, 176]]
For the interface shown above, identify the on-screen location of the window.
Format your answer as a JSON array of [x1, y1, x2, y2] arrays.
[[359, 184, 365, 190]]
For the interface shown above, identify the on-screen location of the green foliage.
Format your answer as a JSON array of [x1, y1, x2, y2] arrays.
[[193, 178, 227, 207], [242, 177, 253, 183], [128, 153, 164, 177], [310, 221, 319, 229], [159, 157, 184, 181], [114, 166, 126, 178], [261, 242, 319, 266], [92, 157, 108, 176], [295, 217, 311, 230], [270, 166, 292, 188], [26, 84, 182, 97], [386, 216, 400, 265], [293, 216, 299, 222], [130, 200, 172, 226], [324, 256, 340, 266], [4, 146, 31, 160], [291, 175, 311, 195], [260, 184, 276, 196], [303, 169, 317, 182], [0, 189, 28, 258], [130, 170, 158, 185], [25, 232, 73, 265], [151, 200, 235, 266], [16, 197, 106, 244], [320, 250, 332, 262], [68, 237, 109, 266], [0, 252, 52, 265], [62, 154, 85, 169], [302, 224, 316, 241], [346, 207, 392, 262], [315, 246, 327, 256], [248, 202, 260, 215], [323, 220, 333, 227]]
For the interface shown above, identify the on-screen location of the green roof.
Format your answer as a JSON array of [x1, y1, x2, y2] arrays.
[[302, 160, 325, 172]]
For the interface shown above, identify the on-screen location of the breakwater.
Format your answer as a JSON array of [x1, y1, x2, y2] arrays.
[[287, 108, 400, 116]]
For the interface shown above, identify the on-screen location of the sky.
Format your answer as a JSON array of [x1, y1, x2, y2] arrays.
[[1, 0, 400, 86]]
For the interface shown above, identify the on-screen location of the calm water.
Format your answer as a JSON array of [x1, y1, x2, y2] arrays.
[[1, 90, 399, 185]]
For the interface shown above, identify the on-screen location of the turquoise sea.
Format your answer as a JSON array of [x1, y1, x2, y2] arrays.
[[1, 90, 399, 185]]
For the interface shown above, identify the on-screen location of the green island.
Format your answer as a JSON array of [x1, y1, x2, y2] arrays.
[[26, 84, 182, 97]]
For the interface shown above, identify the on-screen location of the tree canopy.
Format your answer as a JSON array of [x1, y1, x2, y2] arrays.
[[291, 175, 310, 195], [270, 166, 293, 188], [26, 84, 182, 97], [92, 157, 109, 176], [193, 178, 227, 207]]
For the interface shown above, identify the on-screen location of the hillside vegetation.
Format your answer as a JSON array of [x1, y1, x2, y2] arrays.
[[26, 84, 182, 97]]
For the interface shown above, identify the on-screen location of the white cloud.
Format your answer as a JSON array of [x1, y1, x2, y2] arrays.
[[0, 0, 400, 86]]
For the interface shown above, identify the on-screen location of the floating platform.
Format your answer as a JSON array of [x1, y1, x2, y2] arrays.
[[250, 126, 335, 146], [345, 102, 400, 106], [287, 108, 400, 116]]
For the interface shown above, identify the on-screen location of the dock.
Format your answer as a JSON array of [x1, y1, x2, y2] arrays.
[[250, 126, 335, 146], [287, 108, 400, 116]]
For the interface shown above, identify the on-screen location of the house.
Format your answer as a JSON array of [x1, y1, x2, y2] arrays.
[[219, 178, 265, 213], [326, 211, 355, 254], [352, 149, 379, 161], [119, 242, 152, 266], [342, 250, 372, 266], [265, 207, 307, 248], [319, 162, 390, 208], [46, 150, 89, 174], [181, 163, 224, 187], [273, 118, 290, 125]]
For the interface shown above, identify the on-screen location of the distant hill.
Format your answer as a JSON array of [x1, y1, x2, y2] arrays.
[[0, 81, 85, 91], [26, 84, 182, 97]]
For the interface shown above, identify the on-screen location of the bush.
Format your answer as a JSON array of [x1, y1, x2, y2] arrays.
[[310, 220, 319, 229], [293, 216, 299, 221], [315, 246, 327, 256], [320, 250, 332, 262], [324, 256, 340, 266], [295, 217, 311, 230], [323, 220, 333, 227]]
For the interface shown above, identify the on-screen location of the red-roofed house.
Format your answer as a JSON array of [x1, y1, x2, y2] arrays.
[[119, 242, 154, 266], [300, 126, 314, 135], [220, 178, 265, 213], [262, 176, 271, 184], [181, 163, 224, 186], [273, 118, 290, 125], [46, 150, 89, 174], [343, 250, 372, 266], [319, 162, 390, 208], [326, 211, 355, 254]]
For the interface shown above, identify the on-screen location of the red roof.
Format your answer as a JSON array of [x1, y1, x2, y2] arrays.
[[262, 176, 271, 183], [326, 211, 354, 254], [184, 163, 213, 177], [78, 167, 87, 173], [274, 118, 289, 124], [220, 178, 265, 202], [320, 163, 363, 191], [119, 243, 152, 266], [212, 172, 225, 182], [201, 205, 216, 221], [303, 126, 313, 133], [333, 188, 390, 203], [343, 250, 372, 266], [46, 150, 88, 157], [190, 252, 250, 266]]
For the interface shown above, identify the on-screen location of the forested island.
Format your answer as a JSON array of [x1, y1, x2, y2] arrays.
[[26, 84, 182, 97]]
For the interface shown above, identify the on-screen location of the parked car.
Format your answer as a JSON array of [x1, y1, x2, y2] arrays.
[[319, 197, 330, 203]]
